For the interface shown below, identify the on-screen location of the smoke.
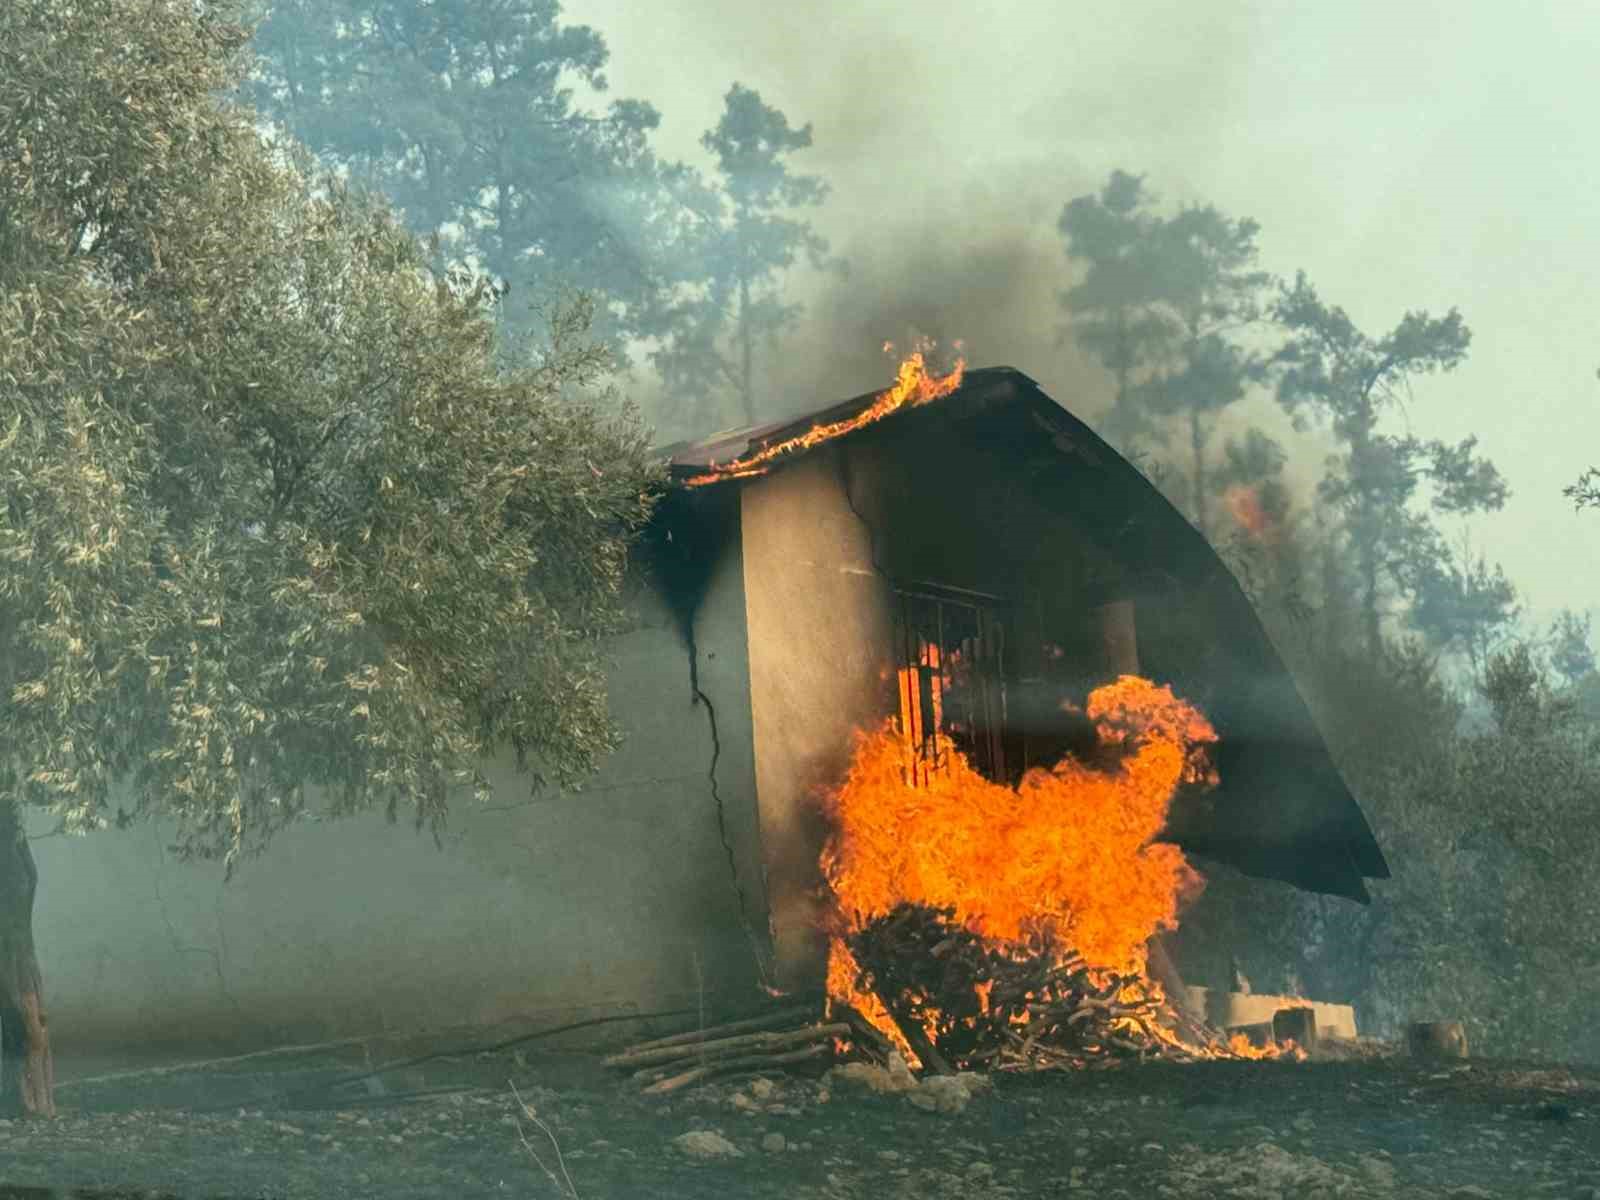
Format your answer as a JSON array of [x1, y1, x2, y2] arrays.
[[753, 161, 1119, 429], [565, 0, 1271, 428], [573, 5, 1319, 548]]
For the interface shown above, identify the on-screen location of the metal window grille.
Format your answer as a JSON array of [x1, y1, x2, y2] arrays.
[[894, 585, 1009, 786]]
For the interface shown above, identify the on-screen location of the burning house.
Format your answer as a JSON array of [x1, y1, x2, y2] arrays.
[[647, 356, 1388, 1065], [34, 356, 1386, 1063]]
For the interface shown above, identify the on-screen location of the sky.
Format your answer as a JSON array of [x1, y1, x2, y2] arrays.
[[570, 0, 1598, 628]]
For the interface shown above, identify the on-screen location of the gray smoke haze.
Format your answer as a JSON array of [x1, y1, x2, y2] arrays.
[[575, 0, 1599, 627], [762, 166, 1107, 421]]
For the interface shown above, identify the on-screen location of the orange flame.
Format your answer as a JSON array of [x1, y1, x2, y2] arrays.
[[684, 343, 965, 487], [1226, 1031, 1299, 1060], [821, 674, 1301, 1066], [823, 676, 1208, 978], [1223, 484, 1275, 542]]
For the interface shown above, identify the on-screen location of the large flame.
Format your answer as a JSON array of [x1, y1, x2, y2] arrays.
[[684, 342, 965, 487], [823, 675, 1209, 980], [821, 672, 1307, 1065]]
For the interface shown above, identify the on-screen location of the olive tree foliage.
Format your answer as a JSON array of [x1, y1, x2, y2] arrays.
[[0, 0, 658, 875]]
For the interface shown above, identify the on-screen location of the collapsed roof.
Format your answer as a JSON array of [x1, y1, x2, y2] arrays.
[[659, 366, 1390, 903]]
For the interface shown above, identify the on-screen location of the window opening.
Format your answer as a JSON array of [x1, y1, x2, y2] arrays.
[[894, 585, 1009, 786]]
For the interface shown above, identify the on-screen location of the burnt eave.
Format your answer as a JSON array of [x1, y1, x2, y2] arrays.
[[657, 367, 1390, 903], [660, 367, 1030, 482]]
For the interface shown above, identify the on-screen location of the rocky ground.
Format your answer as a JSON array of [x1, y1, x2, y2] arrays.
[[1, 1035, 1597, 1199]]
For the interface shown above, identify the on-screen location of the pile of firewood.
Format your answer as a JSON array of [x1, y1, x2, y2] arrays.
[[601, 1000, 844, 1095], [601, 903, 1241, 1095], [845, 902, 1217, 1072]]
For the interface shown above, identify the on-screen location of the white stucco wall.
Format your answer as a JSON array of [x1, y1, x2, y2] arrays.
[[31, 544, 767, 1054], [741, 445, 899, 991]]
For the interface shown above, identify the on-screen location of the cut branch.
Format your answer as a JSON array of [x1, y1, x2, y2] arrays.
[[640, 1042, 832, 1096], [605, 1022, 848, 1072], [876, 999, 953, 1076], [836, 1004, 896, 1064], [605, 1000, 822, 1060]]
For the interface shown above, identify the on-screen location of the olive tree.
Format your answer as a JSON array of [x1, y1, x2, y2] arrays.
[[0, 0, 657, 1116]]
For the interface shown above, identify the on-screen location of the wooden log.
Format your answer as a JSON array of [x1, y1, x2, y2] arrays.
[[1043, 958, 1088, 986], [608, 1022, 848, 1072], [837, 1005, 896, 1064], [929, 936, 961, 959], [603, 1001, 821, 1060], [628, 1025, 844, 1087], [1066, 999, 1112, 1026], [1165, 1004, 1223, 1051], [862, 978, 953, 1076], [1090, 973, 1125, 1003], [1407, 1020, 1468, 1060], [640, 1042, 832, 1095], [888, 1009, 954, 1076]]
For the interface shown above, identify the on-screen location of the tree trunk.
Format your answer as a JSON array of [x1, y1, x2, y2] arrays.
[[1113, 312, 1130, 410], [1189, 405, 1209, 538], [0, 798, 53, 1118], [1357, 509, 1381, 660], [738, 267, 754, 427], [1348, 418, 1383, 660]]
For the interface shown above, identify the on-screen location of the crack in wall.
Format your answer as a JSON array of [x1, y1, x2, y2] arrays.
[[684, 618, 774, 990], [651, 490, 777, 991]]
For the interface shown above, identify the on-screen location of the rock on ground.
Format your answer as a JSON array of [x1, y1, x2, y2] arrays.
[[672, 1129, 742, 1158], [907, 1072, 994, 1115]]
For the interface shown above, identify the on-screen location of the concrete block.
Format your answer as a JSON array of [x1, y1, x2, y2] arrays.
[[1185, 986, 1357, 1040]]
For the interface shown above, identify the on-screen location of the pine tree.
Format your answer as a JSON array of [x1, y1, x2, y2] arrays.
[[245, 0, 684, 355], [1271, 272, 1508, 659], [1059, 173, 1271, 537], [651, 84, 834, 434]]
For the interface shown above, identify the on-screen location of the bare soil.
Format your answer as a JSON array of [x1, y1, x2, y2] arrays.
[[1, 1036, 1597, 1199]]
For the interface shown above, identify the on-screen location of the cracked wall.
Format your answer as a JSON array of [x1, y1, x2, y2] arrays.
[[28, 533, 767, 1054]]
